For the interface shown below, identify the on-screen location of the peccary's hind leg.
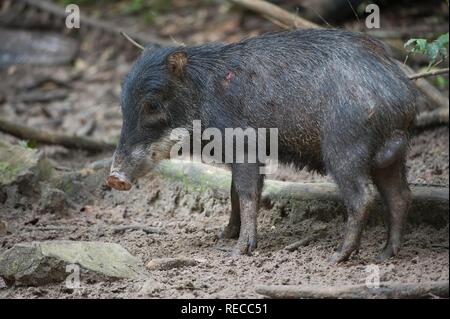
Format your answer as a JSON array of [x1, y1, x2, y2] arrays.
[[220, 180, 241, 239], [373, 159, 411, 261], [230, 163, 264, 256], [330, 174, 374, 263]]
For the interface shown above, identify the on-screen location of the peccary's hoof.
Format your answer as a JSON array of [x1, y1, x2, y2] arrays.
[[328, 251, 351, 264], [231, 237, 257, 256], [376, 245, 398, 263], [220, 225, 240, 240]]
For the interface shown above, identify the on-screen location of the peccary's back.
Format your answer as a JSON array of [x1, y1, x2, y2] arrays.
[[214, 29, 417, 125], [188, 29, 418, 170]]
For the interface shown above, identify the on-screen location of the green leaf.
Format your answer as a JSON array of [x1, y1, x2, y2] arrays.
[[404, 39, 417, 48], [439, 46, 448, 58], [436, 33, 449, 46], [405, 39, 428, 53], [434, 75, 448, 89], [426, 42, 441, 62], [18, 140, 36, 149], [18, 140, 29, 149]]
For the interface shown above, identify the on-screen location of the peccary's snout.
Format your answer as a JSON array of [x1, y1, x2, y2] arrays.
[[106, 171, 132, 191], [106, 143, 152, 191], [106, 149, 135, 191]]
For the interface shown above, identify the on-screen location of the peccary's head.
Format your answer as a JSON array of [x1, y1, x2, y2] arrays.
[[107, 47, 192, 191]]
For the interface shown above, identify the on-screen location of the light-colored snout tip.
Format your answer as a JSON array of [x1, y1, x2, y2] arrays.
[[106, 172, 132, 191]]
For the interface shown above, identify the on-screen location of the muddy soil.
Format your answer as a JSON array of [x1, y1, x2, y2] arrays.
[[0, 127, 448, 298], [0, 0, 448, 299]]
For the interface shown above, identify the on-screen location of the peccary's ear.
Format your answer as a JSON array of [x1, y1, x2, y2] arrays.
[[166, 51, 187, 76]]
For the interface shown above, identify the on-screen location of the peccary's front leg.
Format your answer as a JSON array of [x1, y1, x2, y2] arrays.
[[221, 180, 241, 239], [230, 163, 264, 256]]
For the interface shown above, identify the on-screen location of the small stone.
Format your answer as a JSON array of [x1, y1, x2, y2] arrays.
[[140, 278, 165, 296], [146, 257, 203, 271], [81, 205, 94, 214]]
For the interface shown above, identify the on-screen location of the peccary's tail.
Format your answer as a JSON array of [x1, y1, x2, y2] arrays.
[[374, 131, 408, 169]]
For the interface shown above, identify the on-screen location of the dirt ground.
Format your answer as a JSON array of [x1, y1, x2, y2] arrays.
[[0, 0, 449, 299]]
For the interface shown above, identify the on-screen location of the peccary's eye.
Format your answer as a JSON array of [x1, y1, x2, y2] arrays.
[[142, 101, 157, 113], [139, 101, 166, 127]]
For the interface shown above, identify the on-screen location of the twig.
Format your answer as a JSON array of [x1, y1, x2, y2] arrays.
[[146, 257, 205, 271], [23, 226, 76, 232], [284, 230, 327, 251], [409, 68, 450, 80], [256, 281, 449, 299], [399, 63, 449, 111], [431, 244, 449, 249], [0, 117, 115, 153], [229, 0, 318, 29], [17, 89, 68, 103], [111, 225, 166, 235], [76, 118, 96, 137], [120, 31, 144, 50]]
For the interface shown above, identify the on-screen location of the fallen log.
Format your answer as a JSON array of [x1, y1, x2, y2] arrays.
[[19, 0, 172, 47], [230, 0, 317, 29], [0, 117, 115, 153], [416, 107, 449, 128], [158, 160, 449, 227], [229, 0, 450, 112], [256, 281, 449, 299]]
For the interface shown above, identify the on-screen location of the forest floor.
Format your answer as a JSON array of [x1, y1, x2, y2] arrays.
[[0, 0, 448, 298]]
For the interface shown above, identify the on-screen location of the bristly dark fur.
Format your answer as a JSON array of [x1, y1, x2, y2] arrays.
[[119, 28, 417, 174], [111, 28, 419, 261]]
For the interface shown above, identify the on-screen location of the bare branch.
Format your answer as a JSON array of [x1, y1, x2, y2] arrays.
[[229, 0, 319, 29], [0, 117, 115, 153], [120, 31, 145, 51], [409, 68, 450, 80], [416, 107, 449, 128]]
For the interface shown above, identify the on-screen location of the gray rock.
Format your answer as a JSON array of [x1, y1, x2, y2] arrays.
[[0, 241, 145, 286], [0, 140, 42, 187], [0, 140, 104, 209], [139, 278, 165, 296]]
